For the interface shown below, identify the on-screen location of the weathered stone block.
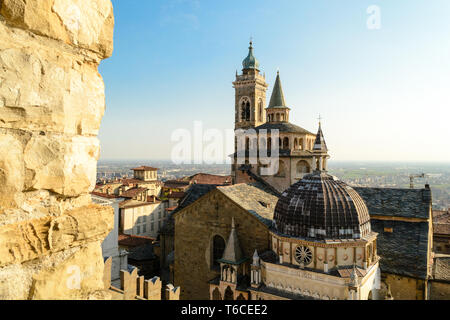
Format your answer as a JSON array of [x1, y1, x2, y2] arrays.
[[0, 0, 114, 58], [0, 204, 113, 267]]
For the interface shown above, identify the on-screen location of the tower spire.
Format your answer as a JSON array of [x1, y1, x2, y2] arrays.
[[268, 71, 287, 108], [220, 217, 245, 264], [313, 118, 328, 152]]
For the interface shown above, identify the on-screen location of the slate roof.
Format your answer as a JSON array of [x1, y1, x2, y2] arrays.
[[217, 184, 279, 227], [354, 187, 432, 219], [354, 186, 432, 279], [255, 122, 314, 135]]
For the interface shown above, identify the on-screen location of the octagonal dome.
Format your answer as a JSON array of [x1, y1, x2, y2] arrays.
[[273, 172, 371, 240]]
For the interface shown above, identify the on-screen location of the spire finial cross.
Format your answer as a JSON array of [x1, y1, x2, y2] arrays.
[[318, 114, 323, 125]]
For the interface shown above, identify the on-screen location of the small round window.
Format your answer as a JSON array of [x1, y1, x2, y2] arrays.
[[295, 246, 312, 265]]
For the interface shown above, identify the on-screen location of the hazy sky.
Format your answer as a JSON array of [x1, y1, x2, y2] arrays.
[[98, 0, 450, 162]]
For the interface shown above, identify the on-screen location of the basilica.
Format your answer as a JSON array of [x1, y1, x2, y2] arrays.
[[161, 42, 433, 300]]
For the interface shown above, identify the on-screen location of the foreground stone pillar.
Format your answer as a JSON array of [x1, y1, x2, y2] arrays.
[[0, 0, 114, 299]]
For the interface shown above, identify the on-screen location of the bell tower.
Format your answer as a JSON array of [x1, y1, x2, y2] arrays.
[[233, 41, 268, 130]]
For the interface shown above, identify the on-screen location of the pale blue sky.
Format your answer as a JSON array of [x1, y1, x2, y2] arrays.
[[99, 0, 450, 162]]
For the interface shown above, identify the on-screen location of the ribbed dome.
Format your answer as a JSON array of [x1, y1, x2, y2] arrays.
[[242, 41, 260, 70], [274, 172, 371, 240]]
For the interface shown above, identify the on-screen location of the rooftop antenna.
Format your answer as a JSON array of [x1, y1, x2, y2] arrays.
[[409, 173, 427, 189]]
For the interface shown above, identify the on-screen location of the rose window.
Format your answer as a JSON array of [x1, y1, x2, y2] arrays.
[[295, 246, 312, 265]]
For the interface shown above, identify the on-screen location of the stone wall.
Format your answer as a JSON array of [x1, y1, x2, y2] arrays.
[[0, 0, 114, 299]]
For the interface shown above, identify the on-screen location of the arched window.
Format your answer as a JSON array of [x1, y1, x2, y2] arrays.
[[267, 137, 272, 150], [276, 160, 286, 177], [240, 98, 251, 122], [213, 235, 226, 268], [258, 100, 263, 122], [283, 137, 289, 149], [298, 138, 303, 150], [296, 160, 310, 175], [245, 102, 250, 121], [224, 286, 234, 300], [212, 288, 221, 300]]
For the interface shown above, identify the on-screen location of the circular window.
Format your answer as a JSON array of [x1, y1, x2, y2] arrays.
[[295, 246, 312, 265]]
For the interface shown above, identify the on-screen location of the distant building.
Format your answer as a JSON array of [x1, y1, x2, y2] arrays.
[[91, 194, 128, 287], [119, 193, 168, 239], [433, 209, 450, 254]]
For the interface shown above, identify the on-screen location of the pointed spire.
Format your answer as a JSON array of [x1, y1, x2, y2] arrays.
[[349, 264, 359, 286], [313, 119, 328, 152], [268, 71, 287, 108], [220, 217, 245, 265], [252, 249, 260, 266]]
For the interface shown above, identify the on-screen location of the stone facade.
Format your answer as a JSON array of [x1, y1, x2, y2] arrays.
[[173, 186, 276, 299], [0, 0, 115, 299]]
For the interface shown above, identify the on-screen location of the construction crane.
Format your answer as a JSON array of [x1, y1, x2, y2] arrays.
[[409, 173, 427, 189]]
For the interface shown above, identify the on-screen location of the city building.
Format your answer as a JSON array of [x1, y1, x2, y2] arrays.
[[91, 193, 128, 287], [119, 194, 168, 238], [433, 209, 450, 254]]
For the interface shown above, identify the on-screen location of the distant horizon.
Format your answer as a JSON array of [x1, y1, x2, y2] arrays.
[[98, 158, 450, 165]]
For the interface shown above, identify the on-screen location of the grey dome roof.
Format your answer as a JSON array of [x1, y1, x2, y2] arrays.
[[274, 172, 371, 240], [242, 41, 260, 70]]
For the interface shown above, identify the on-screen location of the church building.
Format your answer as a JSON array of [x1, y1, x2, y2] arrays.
[[163, 42, 433, 300]]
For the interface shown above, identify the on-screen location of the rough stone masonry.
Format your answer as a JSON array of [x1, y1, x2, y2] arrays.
[[0, 0, 115, 299]]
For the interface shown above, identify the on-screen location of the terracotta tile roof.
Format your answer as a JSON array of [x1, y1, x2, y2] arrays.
[[132, 166, 158, 171], [91, 191, 119, 199], [166, 206, 178, 212], [118, 233, 155, 248], [163, 180, 190, 189], [167, 192, 186, 199], [119, 199, 160, 209], [433, 210, 449, 235], [121, 178, 162, 186], [337, 266, 367, 278], [146, 195, 159, 203], [433, 209, 450, 223], [121, 187, 147, 198], [182, 173, 232, 185]]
